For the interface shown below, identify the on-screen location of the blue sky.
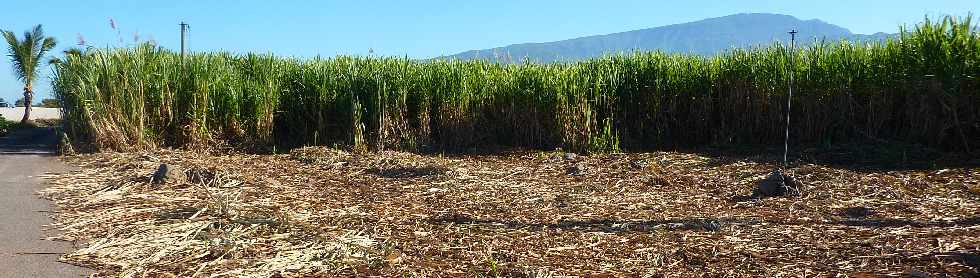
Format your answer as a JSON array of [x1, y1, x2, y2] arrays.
[[0, 0, 975, 104]]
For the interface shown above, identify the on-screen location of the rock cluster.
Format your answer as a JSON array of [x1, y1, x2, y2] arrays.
[[753, 169, 799, 198]]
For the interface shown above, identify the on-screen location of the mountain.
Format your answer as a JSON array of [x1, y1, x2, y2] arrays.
[[438, 13, 892, 62]]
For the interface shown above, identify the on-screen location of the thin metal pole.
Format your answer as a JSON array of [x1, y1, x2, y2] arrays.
[[180, 21, 189, 60], [783, 30, 797, 167]]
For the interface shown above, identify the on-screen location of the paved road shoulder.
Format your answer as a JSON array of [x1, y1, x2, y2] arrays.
[[0, 128, 91, 277]]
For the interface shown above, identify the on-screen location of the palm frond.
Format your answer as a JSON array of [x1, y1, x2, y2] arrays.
[[2, 25, 57, 84], [3, 30, 28, 82]]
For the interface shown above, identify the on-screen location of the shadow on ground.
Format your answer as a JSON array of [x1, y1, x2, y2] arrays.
[[426, 214, 980, 233], [0, 127, 59, 155], [689, 140, 979, 172]]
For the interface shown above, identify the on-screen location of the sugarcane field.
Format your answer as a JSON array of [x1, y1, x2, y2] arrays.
[[1, 2, 979, 277]]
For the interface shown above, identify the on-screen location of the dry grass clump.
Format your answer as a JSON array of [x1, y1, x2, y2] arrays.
[[42, 148, 980, 276], [41, 150, 392, 277]]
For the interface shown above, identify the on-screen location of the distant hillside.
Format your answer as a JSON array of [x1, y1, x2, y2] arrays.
[[439, 13, 892, 62]]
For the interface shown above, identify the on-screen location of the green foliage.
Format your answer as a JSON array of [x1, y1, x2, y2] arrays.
[[40, 98, 60, 108], [52, 16, 980, 153], [2, 25, 57, 84], [0, 114, 9, 136]]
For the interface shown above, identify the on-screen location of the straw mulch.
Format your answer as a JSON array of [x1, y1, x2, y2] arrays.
[[40, 147, 980, 277]]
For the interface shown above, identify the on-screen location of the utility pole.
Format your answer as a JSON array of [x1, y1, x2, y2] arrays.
[[180, 21, 189, 60], [783, 29, 797, 167]]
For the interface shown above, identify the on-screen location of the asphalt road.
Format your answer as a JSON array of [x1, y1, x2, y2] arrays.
[[0, 128, 90, 277]]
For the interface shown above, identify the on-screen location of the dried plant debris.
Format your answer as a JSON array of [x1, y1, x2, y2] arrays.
[[40, 147, 980, 277]]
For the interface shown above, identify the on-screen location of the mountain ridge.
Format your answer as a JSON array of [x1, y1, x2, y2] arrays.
[[438, 13, 893, 62]]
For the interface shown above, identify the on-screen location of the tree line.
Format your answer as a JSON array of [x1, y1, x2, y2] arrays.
[[0, 97, 60, 108]]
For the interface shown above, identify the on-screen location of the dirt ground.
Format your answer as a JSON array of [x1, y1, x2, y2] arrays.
[[40, 147, 979, 277]]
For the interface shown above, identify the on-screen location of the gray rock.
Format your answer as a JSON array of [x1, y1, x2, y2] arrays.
[[753, 169, 799, 198], [151, 164, 171, 184], [563, 152, 578, 161]]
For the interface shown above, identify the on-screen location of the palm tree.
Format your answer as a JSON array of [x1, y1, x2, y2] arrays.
[[2, 25, 56, 124]]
